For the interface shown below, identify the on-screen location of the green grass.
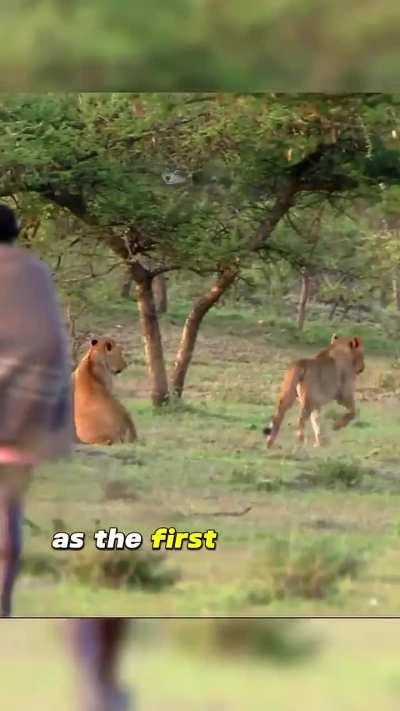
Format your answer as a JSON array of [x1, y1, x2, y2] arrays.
[[14, 303, 400, 615], [3, 620, 400, 710]]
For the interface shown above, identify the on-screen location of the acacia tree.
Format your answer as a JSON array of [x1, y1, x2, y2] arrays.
[[264, 196, 368, 327], [1, 93, 400, 403]]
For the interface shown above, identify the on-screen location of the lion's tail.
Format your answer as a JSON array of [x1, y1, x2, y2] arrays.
[[263, 360, 307, 448]]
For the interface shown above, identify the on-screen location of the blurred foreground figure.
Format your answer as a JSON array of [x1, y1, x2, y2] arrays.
[[0, 203, 72, 616], [68, 619, 133, 711]]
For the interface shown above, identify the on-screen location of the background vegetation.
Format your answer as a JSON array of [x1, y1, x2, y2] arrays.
[[2, 2, 400, 90], [3, 93, 400, 615]]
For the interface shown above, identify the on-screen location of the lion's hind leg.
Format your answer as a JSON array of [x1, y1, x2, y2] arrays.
[[120, 408, 137, 443], [333, 394, 356, 431], [296, 403, 311, 444], [125, 417, 137, 443], [310, 409, 322, 447]]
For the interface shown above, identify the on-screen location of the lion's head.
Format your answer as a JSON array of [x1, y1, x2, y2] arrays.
[[89, 337, 128, 375], [331, 334, 365, 374]]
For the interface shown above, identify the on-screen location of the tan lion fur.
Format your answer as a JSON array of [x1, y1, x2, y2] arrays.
[[263, 334, 365, 448], [72, 337, 137, 445]]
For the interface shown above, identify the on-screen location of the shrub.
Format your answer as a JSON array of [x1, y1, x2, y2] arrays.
[[64, 548, 180, 591], [230, 465, 257, 484], [21, 552, 61, 580], [103, 479, 140, 502], [248, 535, 365, 600], [313, 458, 365, 488], [377, 371, 397, 390], [170, 619, 317, 663]]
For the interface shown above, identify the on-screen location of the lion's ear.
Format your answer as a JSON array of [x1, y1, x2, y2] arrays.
[[331, 333, 339, 344], [350, 337, 360, 349], [90, 338, 98, 347]]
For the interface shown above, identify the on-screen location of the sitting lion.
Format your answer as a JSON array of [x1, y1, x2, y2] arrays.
[[263, 334, 365, 448], [72, 337, 137, 445]]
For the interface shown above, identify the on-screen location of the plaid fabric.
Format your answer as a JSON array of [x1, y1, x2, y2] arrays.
[[0, 244, 72, 461]]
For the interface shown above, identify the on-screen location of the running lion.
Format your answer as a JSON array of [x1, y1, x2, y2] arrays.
[[263, 334, 365, 448]]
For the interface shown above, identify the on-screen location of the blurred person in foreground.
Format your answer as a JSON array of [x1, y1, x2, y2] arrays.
[[0, 205, 132, 710], [68, 619, 133, 711], [0, 203, 72, 617]]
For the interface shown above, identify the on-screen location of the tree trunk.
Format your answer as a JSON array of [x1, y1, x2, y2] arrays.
[[172, 268, 237, 397], [66, 305, 78, 367], [328, 300, 339, 321], [392, 270, 400, 311], [297, 271, 311, 331], [135, 275, 169, 407], [340, 303, 352, 321], [380, 288, 388, 308], [251, 182, 299, 251], [121, 270, 134, 299], [65, 306, 89, 369], [153, 274, 168, 314]]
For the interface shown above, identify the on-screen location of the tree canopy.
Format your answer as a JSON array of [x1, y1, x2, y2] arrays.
[[1, 93, 400, 274], [2, 92, 400, 401]]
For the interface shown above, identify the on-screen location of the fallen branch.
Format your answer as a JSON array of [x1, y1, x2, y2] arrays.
[[179, 504, 252, 518]]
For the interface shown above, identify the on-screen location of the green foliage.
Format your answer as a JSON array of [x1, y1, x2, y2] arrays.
[[64, 547, 180, 591], [312, 459, 366, 489], [377, 370, 399, 390], [2, 3, 400, 91], [2, 93, 400, 284], [249, 536, 366, 601], [21, 552, 61, 580], [171, 619, 318, 664], [21, 537, 181, 592], [4, 92, 400, 399], [230, 464, 258, 485]]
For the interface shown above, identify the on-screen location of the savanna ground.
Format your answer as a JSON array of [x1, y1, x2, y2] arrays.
[[3, 619, 400, 710], [15, 286, 400, 616]]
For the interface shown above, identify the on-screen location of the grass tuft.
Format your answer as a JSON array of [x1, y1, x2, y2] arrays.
[[248, 535, 366, 601], [63, 548, 180, 591]]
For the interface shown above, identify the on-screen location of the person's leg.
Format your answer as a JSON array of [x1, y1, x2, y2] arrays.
[[68, 618, 133, 711], [0, 465, 31, 618], [0, 496, 23, 617]]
